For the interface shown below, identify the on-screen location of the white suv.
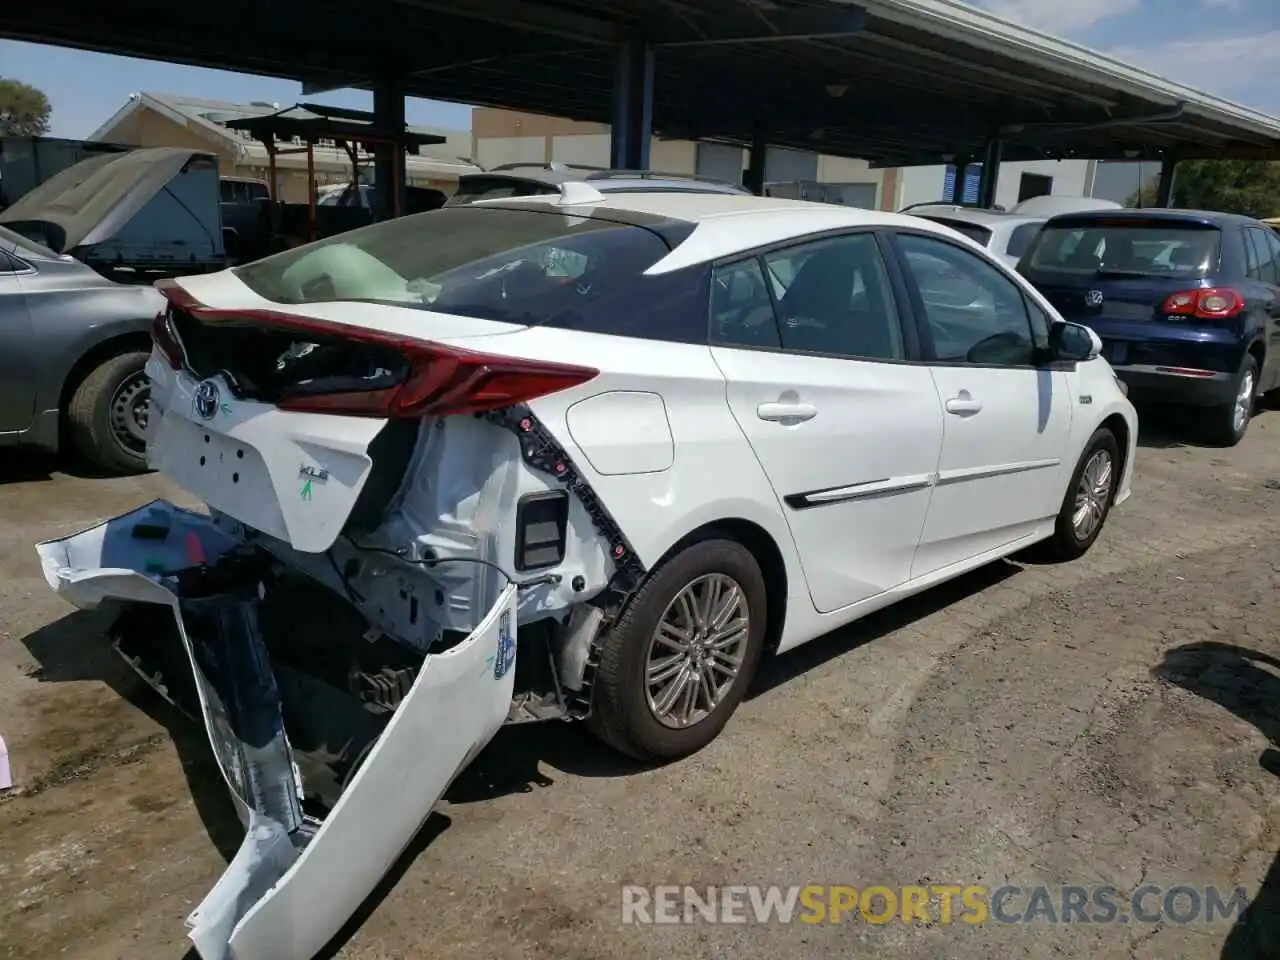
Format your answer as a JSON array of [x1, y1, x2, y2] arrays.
[[38, 185, 1137, 960]]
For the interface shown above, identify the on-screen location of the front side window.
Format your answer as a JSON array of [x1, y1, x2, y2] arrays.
[[896, 232, 1036, 365], [760, 233, 905, 360], [234, 205, 707, 343]]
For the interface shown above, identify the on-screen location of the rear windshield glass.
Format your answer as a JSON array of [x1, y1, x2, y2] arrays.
[[920, 217, 993, 248], [233, 205, 707, 342], [446, 176, 559, 205], [1024, 220, 1221, 279]]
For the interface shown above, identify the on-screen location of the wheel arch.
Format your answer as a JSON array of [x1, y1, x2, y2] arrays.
[[1247, 337, 1265, 375], [1097, 411, 1131, 489], [57, 333, 154, 438], [657, 516, 790, 655]]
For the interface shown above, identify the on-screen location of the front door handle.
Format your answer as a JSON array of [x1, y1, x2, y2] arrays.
[[757, 401, 818, 423], [945, 392, 983, 416]]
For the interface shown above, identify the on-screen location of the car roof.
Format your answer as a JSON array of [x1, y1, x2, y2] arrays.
[[461, 164, 747, 194], [480, 189, 979, 271], [1044, 208, 1256, 227], [909, 206, 1044, 228]]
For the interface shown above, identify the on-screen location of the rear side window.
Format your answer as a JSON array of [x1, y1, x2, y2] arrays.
[[762, 233, 904, 360], [1244, 228, 1277, 283], [234, 205, 708, 343], [920, 217, 993, 248], [1024, 219, 1220, 279], [446, 176, 559, 205], [1005, 222, 1043, 260]]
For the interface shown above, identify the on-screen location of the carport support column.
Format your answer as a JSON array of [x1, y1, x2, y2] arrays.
[[745, 124, 767, 195], [1154, 155, 1179, 208], [978, 137, 1002, 209], [610, 35, 654, 170], [373, 75, 407, 221]]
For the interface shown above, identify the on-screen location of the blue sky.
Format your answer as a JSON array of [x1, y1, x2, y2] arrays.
[[973, 0, 1278, 112], [1, 0, 1277, 138]]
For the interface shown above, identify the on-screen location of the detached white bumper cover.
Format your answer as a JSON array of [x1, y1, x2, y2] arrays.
[[36, 501, 518, 960]]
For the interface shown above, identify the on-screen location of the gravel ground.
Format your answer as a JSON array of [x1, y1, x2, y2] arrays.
[[1, 408, 1278, 960]]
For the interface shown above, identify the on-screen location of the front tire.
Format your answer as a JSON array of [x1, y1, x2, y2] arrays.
[[1205, 354, 1257, 447], [1036, 427, 1120, 562], [588, 537, 768, 762], [66, 350, 152, 475]]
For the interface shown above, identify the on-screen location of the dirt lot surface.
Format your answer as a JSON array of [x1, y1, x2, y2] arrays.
[[2, 410, 1280, 960]]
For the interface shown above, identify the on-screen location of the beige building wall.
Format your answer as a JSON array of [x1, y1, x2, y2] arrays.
[[472, 107, 894, 209], [476, 136, 548, 168]]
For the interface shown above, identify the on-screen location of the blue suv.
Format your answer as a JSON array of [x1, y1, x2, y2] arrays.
[[1018, 209, 1280, 445]]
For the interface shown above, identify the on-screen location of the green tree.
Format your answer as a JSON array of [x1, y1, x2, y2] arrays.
[[1127, 159, 1280, 217], [0, 78, 51, 138]]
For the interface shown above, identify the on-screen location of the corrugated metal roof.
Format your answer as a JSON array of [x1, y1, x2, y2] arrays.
[[7, 0, 1279, 166]]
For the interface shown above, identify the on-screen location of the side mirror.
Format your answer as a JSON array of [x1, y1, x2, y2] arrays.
[[1049, 321, 1102, 362]]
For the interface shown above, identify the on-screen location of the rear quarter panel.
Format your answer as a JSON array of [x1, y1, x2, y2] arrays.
[[21, 257, 164, 415], [443, 325, 810, 604]]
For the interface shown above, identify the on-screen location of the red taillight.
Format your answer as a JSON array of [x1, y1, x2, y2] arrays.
[[150, 311, 183, 370], [154, 283, 598, 418], [1162, 287, 1245, 319], [278, 340, 598, 418]]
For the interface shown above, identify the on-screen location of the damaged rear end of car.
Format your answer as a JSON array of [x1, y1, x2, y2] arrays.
[[35, 200, 678, 958]]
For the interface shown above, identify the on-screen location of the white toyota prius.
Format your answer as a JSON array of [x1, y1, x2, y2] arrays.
[[36, 185, 1137, 959]]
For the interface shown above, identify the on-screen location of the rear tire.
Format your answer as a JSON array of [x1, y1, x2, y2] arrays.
[[1035, 427, 1119, 562], [1205, 354, 1257, 447], [587, 537, 768, 762], [66, 350, 151, 475]]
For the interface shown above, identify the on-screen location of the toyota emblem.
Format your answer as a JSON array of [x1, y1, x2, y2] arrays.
[[193, 380, 220, 421], [1084, 289, 1104, 308]]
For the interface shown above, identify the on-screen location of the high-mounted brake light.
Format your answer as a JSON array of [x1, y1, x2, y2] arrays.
[[154, 282, 599, 418], [1162, 287, 1245, 320]]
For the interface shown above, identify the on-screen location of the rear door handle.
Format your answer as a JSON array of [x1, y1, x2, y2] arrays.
[[757, 401, 818, 423], [945, 392, 983, 416]]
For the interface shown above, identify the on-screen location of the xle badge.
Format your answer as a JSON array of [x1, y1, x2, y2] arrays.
[[299, 464, 328, 502]]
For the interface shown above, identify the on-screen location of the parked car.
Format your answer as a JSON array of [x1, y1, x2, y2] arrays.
[[904, 204, 1046, 268], [38, 188, 1136, 960], [1011, 195, 1123, 217], [444, 161, 750, 205], [1017, 208, 1280, 444], [0, 146, 227, 283], [0, 224, 164, 473]]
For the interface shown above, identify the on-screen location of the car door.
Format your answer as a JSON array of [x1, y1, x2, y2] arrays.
[[708, 230, 945, 614], [888, 230, 1074, 578], [0, 249, 38, 434]]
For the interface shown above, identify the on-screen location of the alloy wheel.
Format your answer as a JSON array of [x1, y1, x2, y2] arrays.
[[1072, 449, 1113, 541], [644, 573, 750, 729]]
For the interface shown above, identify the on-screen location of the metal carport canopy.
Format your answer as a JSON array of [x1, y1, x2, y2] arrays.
[[4, 0, 1280, 166]]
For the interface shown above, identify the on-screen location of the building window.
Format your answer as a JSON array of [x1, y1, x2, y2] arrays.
[[1018, 173, 1054, 202]]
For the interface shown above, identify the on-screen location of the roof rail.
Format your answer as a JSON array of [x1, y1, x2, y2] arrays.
[[486, 161, 605, 173], [587, 169, 744, 189]]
